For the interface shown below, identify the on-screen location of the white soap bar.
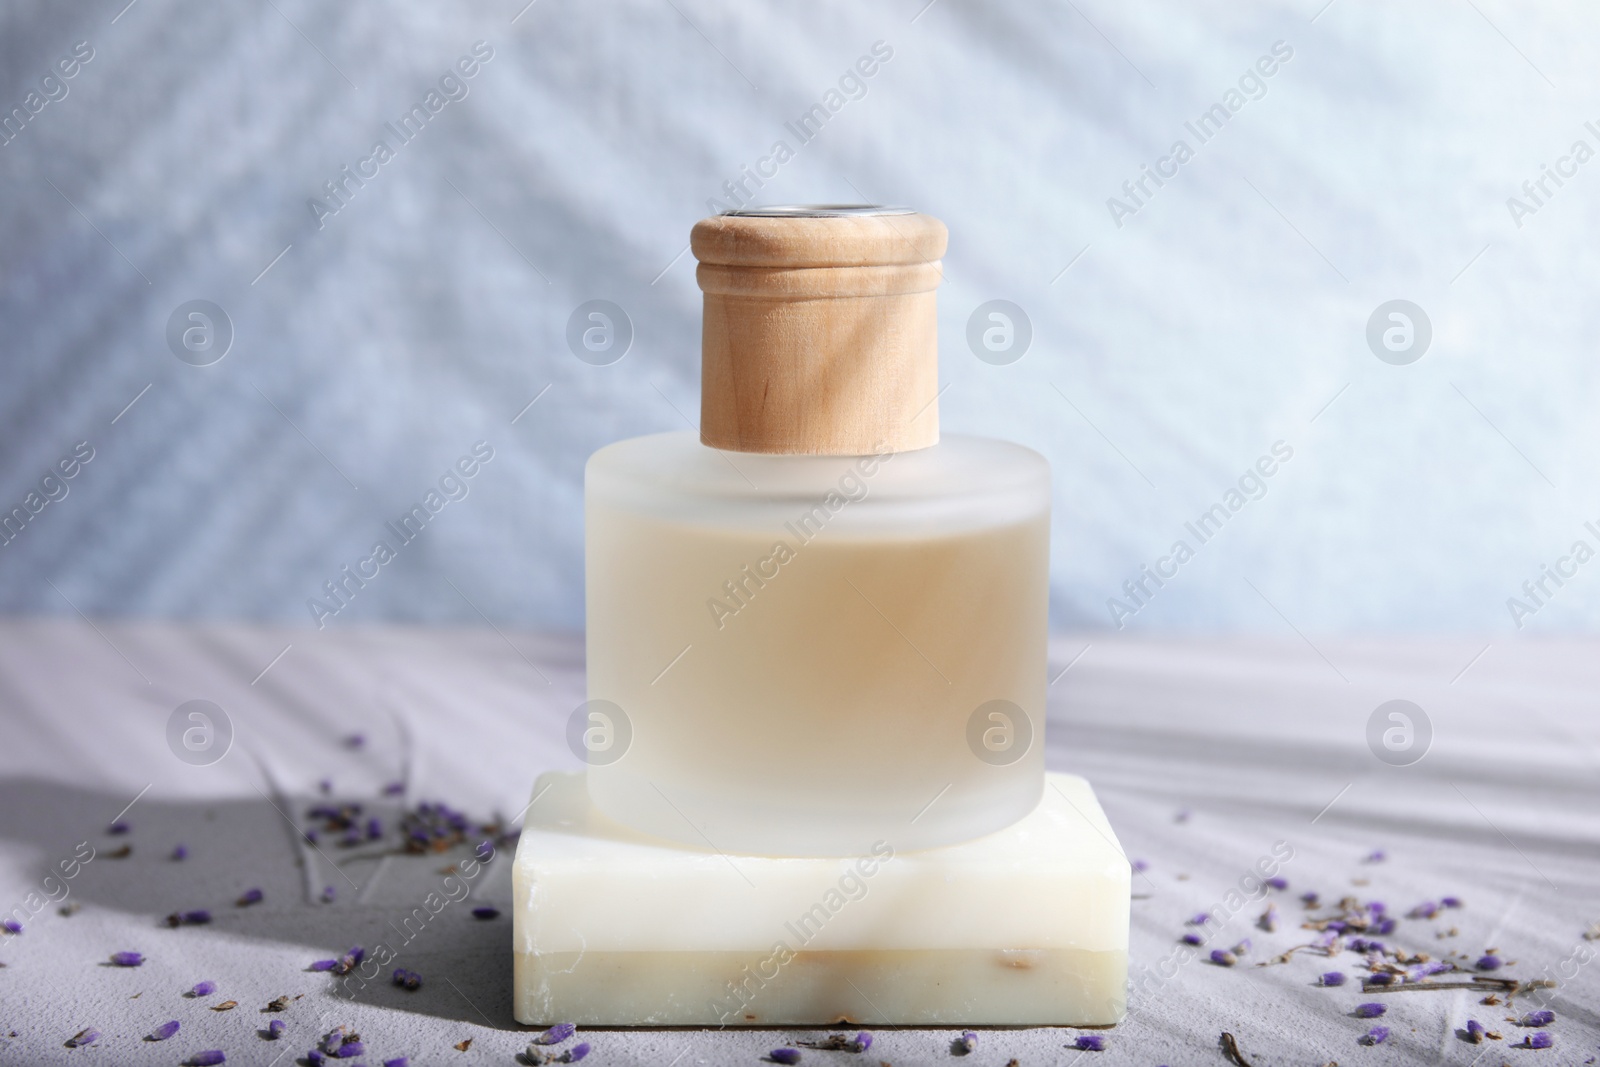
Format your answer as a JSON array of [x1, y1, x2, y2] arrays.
[[513, 771, 1129, 1026]]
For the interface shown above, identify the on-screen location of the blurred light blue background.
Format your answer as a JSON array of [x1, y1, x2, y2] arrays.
[[4, 0, 1597, 635]]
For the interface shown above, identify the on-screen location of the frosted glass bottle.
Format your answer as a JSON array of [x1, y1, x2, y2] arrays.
[[583, 432, 1049, 856], [577, 205, 1051, 856]]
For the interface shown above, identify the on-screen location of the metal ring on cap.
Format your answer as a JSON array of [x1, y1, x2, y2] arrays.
[[721, 204, 916, 217]]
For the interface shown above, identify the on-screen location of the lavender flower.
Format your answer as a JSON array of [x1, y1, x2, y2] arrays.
[[109, 820, 130, 835], [1441, 896, 1462, 908], [171, 844, 188, 861], [958, 1030, 978, 1053], [345, 733, 365, 749], [1265, 877, 1288, 890], [191, 981, 217, 997], [334, 1041, 364, 1058], [1131, 859, 1149, 873], [1367, 900, 1387, 914], [110, 951, 144, 967], [1181, 932, 1204, 946], [183, 910, 212, 925], [1375, 917, 1397, 935], [563, 1044, 591, 1063], [366, 817, 382, 840], [1524, 1031, 1552, 1049], [1319, 971, 1346, 987], [320, 885, 336, 903], [1367, 973, 1396, 986], [383, 781, 405, 795], [769, 1050, 802, 1065], [1408, 960, 1455, 981], [534, 1023, 576, 1045], [1231, 938, 1251, 956], [67, 1028, 100, 1047], [852, 1032, 872, 1052], [392, 967, 422, 990], [1187, 912, 1210, 926], [1520, 1010, 1555, 1026], [1301, 891, 1320, 907], [309, 959, 338, 972], [149, 1020, 181, 1041], [1, 919, 20, 934], [1354, 1003, 1387, 1018], [1408, 901, 1439, 920], [471, 906, 500, 920], [306, 1052, 325, 1065], [183, 1053, 226, 1066], [1476, 954, 1502, 971], [384, 1059, 409, 1067], [1360, 1026, 1390, 1045], [236, 888, 263, 907], [1465, 1019, 1485, 1043], [1210, 949, 1237, 967], [1074, 1034, 1106, 1051], [1258, 903, 1278, 932], [1363, 849, 1386, 863]]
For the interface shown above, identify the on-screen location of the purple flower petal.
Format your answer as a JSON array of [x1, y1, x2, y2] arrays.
[[769, 1050, 802, 1065], [110, 951, 144, 967], [1520, 1010, 1555, 1026], [1361, 1026, 1390, 1045], [471, 906, 500, 921], [1074, 1034, 1106, 1051], [1354, 1003, 1387, 1018], [67, 1028, 100, 1047], [149, 1020, 181, 1041], [184, 1052, 226, 1066], [191, 980, 216, 997], [1525, 1031, 1552, 1049], [1320, 971, 1346, 987], [1476, 955, 1502, 971], [236, 888, 263, 907], [563, 1043, 591, 1063]]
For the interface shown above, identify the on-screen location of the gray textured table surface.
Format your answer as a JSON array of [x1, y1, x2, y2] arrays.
[[1, 620, 1597, 1065]]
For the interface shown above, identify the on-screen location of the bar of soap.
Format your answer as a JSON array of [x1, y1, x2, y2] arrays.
[[512, 770, 1129, 1027]]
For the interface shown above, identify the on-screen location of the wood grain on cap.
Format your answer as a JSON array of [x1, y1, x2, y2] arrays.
[[694, 212, 947, 456]]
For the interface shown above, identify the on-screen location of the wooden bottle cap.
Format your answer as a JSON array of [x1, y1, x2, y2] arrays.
[[692, 206, 948, 455]]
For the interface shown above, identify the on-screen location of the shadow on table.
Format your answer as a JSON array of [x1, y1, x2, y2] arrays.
[[0, 776, 525, 1031]]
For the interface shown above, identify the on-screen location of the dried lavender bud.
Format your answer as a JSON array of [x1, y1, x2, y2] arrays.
[[1300, 891, 1320, 907], [267, 1019, 286, 1039], [1363, 849, 1386, 863], [1354, 1003, 1387, 1018], [471, 907, 500, 921], [1520, 1010, 1555, 1026], [320, 886, 336, 903], [110, 951, 144, 967], [1181, 932, 1203, 946], [1375, 918, 1397, 935], [171, 844, 188, 861], [149, 1020, 181, 1041], [563, 1044, 591, 1063], [1441, 896, 1462, 908], [1, 920, 20, 934], [347, 946, 365, 964], [1209, 949, 1237, 967], [67, 1028, 100, 1047], [1258, 903, 1278, 932], [383, 781, 405, 795], [1409, 960, 1455, 980], [1525, 1031, 1552, 1049], [958, 1030, 978, 1053], [236, 888, 263, 907], [1131, 859, 1148, 873], [109, 820, 130, 835], [1187, 913, 1210, 926], [1073, 1034, 1106, 1051], [184, 1052, 226, 1066], [391, 968, 421, 991], [191, 980, 217, 996], [534, 1023, 576, 1045], [1320, 972, 1346, 987], [853, 1032, 872, 1052], [383, 1059, 409, 1067], [1265, 877, 1288, 891], [769, 1050, 802, 1065], [306, 1052, 325, 1065], [309, 959, 338, 972], [1476, 955, 1503, 971], [1360, 1026, 1389, 1045], [1231, 938, 1251, 956], [1408, 901, 1438, 920], [335, 1041, 364, 1058], [1367, 973, 1395, 986], [345, 733, 365, 749], [1465, 1019, 1485, 1043], [1367, 900, 1387, 914], [183, 910, 212, 925]]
